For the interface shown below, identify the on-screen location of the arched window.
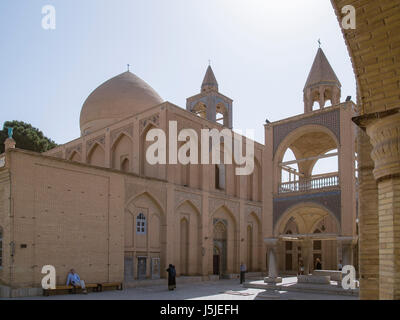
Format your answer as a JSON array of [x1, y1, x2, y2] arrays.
[[121, 158, 130, 172], [0, 226, 3, 268], [136, 213, 146, 234], [216, 103, 227, 125], [215, 164, 225, 190]]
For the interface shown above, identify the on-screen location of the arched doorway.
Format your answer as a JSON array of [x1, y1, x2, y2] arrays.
[[247, 225, 253, 271], [213, 221, 227, 275], [275, 203, 340, 274], [213, 246, 221, 275], [180, 218, 189, 275]]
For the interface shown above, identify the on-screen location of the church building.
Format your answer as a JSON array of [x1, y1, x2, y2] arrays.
[[0, 48, 358, 297]]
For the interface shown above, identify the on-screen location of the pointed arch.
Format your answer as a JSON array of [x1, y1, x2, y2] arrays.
[[180, 217, 189, 275], [140, 124, 160, 179], [211, 204, 238, 274], [111, 132, 133, 171], [176, 199, 201, 276], [68, 150, 81, 162], [247, 211, 262, 272], [176, 199, 201, 214], [192, 102, 207, 119], [124, 191, 166, 279], [87, 142, 105, 167], [111, 132, 133, 149], [274, 201, 341, 237], [126, 191, 165, 215]]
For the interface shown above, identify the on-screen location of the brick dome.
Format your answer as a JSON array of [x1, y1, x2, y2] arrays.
[[80, 71, 163, 135]]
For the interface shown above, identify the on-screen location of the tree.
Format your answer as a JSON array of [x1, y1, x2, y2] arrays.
[[0, 121, 57, 154]]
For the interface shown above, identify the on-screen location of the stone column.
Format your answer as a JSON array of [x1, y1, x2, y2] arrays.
[[365, 112, 400, 300], [319, 87, 325, 109], [337, 237, 356, 267], [4, 138, 16, 151], [357, 127, 379, 299], [336, 239, 343, 267], [264, 239, 282, 284], [301, 238, 312, 275]]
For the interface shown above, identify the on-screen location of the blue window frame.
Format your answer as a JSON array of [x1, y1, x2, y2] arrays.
[[136, 213, 146, 234]]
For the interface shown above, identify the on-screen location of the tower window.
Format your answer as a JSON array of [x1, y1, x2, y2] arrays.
[[136, 213, 146, 234]]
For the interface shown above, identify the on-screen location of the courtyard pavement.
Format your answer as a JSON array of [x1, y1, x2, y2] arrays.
[[8, 277, 358, 300]]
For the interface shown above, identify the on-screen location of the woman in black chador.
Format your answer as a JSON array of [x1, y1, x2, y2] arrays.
[[166, 264, 176, 291]]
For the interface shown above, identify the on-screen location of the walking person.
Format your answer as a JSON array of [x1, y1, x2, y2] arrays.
[[298, 259, 304, 275], [240, 263, 247, 284], [338, 259, 343, 271], [315, 258, 322, 270], [166, 264, 176, 291]]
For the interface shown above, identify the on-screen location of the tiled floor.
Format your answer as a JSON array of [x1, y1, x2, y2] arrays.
[[6, 278, 358, 300]]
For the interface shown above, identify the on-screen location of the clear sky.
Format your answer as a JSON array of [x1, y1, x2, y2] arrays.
[[0, 0, 356, 149]]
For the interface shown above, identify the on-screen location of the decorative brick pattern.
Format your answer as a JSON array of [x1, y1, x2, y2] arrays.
[[140, 113, 160, 135], [273, 109, 340, 154], [273, 190, 342, 228], [111, 124, 133, 146], [65, 144, 82, 160], [86, 135, 105, 153]]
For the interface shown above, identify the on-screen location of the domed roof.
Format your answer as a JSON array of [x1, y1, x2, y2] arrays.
[[80, 71, 163, 135]]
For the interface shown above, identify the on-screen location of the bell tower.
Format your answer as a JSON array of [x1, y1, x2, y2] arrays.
[[303, 48, 342, 113], [186, 65, 233, 128]]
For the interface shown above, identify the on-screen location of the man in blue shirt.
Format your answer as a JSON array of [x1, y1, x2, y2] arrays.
[[66, 268, 87, 294]]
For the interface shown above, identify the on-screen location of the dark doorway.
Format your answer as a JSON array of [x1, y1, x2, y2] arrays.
[[285, 253, 293, 271], [124, 256, 134, 281], [213, 254, 220, 275], [137, 257, 147, 280]]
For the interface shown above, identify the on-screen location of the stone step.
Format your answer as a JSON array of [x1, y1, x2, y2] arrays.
[[244, 280, 359, 297]]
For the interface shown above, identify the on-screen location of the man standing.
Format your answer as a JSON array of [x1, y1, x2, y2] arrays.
[[66, 268, 87, 294], [240, 263, 247, 284], [166, 264, 176, 291]]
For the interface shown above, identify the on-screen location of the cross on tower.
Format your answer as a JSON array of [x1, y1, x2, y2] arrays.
[[318, 39, 321, 48]]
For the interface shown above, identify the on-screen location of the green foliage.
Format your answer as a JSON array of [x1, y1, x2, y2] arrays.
[[0, 120, 57, 154]]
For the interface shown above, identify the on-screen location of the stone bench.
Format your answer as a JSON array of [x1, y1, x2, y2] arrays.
[[312, 270, 342, 282], [297, 275, 331, 285], [43, 283, 99, 296]]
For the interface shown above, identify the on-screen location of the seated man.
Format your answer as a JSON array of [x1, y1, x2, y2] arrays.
[[66, 268, 87, 294]]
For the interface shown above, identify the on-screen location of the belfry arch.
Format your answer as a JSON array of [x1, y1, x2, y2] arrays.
[[274, 124, 340, 194]]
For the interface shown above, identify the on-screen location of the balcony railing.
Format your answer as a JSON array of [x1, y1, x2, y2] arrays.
[[278, 173, 339, 194]]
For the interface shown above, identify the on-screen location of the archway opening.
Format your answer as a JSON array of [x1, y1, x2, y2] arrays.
[[278, 128, 339, 194]]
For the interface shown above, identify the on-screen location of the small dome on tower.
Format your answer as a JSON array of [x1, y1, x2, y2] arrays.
[[80, 71, 163, 135]]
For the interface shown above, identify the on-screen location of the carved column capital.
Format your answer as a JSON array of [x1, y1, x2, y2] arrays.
[[366, 112, 400, 181], [337, 236, 358, 246], [264, 238, 279, 249]]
